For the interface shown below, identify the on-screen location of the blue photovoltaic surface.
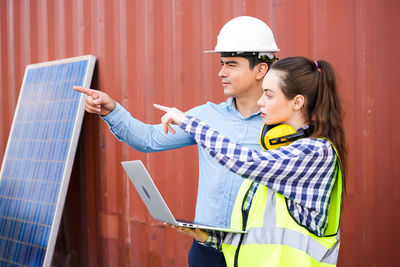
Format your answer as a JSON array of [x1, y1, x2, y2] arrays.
[[0, 57, 94, 266]]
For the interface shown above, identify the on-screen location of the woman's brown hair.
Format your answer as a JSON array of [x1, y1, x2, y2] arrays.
[[271, 56, 347, 192]]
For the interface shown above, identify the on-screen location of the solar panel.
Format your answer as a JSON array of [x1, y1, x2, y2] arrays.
[[0, 55, 96, 267]]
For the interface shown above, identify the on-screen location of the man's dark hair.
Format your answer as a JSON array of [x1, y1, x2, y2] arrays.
[[245, 55, 267, 69]]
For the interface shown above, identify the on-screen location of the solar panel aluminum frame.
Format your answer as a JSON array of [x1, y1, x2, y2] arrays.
[[0, 55, 96, 266]]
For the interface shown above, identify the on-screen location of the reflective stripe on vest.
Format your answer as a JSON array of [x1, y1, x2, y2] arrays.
[[222, 140, 342, 267]]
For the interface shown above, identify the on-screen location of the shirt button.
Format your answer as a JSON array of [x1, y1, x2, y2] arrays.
[[225, 194, 229, 198]]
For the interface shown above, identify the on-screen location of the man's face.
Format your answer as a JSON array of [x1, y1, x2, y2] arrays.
[[218, 57, 259, 98]]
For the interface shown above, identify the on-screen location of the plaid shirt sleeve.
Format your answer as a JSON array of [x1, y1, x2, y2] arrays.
[[180, 116, 337, 236], [197, 231, 225, 250]]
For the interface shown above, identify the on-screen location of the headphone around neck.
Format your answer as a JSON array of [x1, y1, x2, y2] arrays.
[[259, 124, 314, 150]]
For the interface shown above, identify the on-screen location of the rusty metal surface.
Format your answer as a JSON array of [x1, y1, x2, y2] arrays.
[[1, 0, 400, 266]]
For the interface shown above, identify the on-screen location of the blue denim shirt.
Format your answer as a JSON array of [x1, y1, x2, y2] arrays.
[[102, 97, 264, 227]]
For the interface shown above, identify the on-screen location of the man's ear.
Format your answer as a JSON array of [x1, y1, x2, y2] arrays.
[[255, 63, 269, 81], [292, 94, 305, 111]]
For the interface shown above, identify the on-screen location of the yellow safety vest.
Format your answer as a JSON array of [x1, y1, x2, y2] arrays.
[[222, 141, 342, 267]]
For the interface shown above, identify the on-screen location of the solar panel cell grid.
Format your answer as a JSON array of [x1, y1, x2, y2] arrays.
[[0, 56, 95, 266]]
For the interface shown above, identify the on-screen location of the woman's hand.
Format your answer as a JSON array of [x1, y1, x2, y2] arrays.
[[167, 224, 209, 242], [153, 104, 186, 134]]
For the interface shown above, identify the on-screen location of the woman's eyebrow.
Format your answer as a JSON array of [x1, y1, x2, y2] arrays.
[[262, 88, 273, 92]]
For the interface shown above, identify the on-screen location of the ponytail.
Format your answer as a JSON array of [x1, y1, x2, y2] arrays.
[[271, 57, 347, 193], [313, 60, 347, 193]]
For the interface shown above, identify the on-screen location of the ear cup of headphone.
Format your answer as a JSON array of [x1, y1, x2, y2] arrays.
[[259, 124, 296, 150]]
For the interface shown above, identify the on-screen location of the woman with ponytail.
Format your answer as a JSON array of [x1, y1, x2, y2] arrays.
[[155, 56, 347, 267]]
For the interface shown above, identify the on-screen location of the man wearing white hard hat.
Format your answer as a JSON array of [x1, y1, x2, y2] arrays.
[[74, 16, 279, 267]]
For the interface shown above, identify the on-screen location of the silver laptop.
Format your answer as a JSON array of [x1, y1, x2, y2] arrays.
[[121, 160, 247, 233]]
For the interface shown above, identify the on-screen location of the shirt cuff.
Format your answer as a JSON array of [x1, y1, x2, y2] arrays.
[[101, 102, 124, 125], [179, 115, 193, 131], [179, 114, 196, 133], [196, 230, 223, 251]]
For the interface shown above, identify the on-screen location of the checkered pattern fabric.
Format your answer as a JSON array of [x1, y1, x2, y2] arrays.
[[181, 116, 338, 246]]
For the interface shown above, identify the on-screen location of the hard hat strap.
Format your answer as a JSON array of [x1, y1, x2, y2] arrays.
[[220, 52, 278, 65], [220, 52, 259, 57], [259, 54, 279, 64]]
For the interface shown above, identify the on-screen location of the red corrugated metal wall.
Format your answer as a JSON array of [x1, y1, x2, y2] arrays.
[[1, 0, 400, 266]]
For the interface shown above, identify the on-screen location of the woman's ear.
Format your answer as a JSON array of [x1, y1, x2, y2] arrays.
[[255, 63, 269, 81], [293, 95, 305, 111]]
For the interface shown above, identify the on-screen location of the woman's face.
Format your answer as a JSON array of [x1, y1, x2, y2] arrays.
[[257, 70, 295, 126]]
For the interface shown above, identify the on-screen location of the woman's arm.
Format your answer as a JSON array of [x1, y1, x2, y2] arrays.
[[153, 104, 336, 210], [153, 104, 338, 236], [180, 116, 337, 212]]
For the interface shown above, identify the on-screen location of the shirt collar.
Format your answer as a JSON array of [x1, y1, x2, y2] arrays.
[[225, 97, 235, 112], [297, 124, 313, 133], [224, 97, 261, 119]]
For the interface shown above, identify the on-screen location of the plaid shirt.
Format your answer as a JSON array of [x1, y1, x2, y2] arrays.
[[180, 116, 338, 249]]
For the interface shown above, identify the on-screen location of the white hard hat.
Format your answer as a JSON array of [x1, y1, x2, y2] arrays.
[[206, 16, 279, 58]]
